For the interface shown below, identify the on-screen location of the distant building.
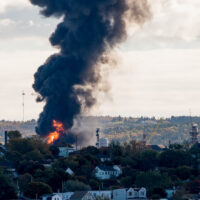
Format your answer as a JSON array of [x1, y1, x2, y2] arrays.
[[58, 146, 76, 157], [42, 194, 62, 200], [96, 128, 109, 148], [66, 168, 74, 176], [42, 188, 147, 200], [42, 192, 74, 200], [0, 144, 6, 157], [190, 123, 199, 145], [147, 144, 165, 152], [0, 161, 18, 179], [88, 191, 112, 200], [94, 165, 122, 180], [165, 188, 177, 199], [99, 138, 109, 148], [113, 187, 147, 200], [41, 159, 53, 168], [70, 191, 95, 200], [97, 153, 111, 162]]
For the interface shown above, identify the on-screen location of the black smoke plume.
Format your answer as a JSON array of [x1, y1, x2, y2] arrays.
[[30, 0, 151, 137]]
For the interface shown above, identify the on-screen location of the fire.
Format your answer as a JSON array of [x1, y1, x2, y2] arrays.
[[47, 120, 65, 144]]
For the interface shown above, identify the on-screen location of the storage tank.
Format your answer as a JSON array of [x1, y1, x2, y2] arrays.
[[99, 138, 109, 148]]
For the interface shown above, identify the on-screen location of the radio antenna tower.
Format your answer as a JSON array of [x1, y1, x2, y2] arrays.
[[22, 91, 25, 122], [189, 109, 199, 145]]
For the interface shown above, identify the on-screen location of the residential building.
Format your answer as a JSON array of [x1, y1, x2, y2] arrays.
[[88, 191, 112, 200], [94, 165, 122, 180], [42, 193, 62, 200], [165, 188, 176, 199], [70, 191, 95, 200], [97, 154, 111, 162], [58, 147, 76, 157], [0, 161, 18, 179], [113, 187, 147, 200], [42, 192, 74, 200], [66, 168, 74, 176], [147, 144, 165, 152]]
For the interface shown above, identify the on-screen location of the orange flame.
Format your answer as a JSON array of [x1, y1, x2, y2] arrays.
[[47, 120, 65, 144]]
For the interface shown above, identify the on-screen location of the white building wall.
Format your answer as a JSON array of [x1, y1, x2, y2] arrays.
[[89, 191, 112, 200], [95, 168, 111, 180], [42, 194, 62, 200], [95, 166, 122, 180], [139, 188, 147, 198], [58, 147, 76, 157], [52, 195, 62, 200], [113, 189, 126, 200]]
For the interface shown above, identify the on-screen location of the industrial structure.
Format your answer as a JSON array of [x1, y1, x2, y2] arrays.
[[190, 123, 199, 145], [96, 128, 109, 148], [96, 128, 100, 148]]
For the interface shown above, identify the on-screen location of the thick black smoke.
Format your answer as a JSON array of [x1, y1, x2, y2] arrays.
[[30, 0, 151, 137]]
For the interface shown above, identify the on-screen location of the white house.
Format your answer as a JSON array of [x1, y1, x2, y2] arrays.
[[88, 191, 112, 200], [42, 193, 62, 200], [42, 192, 74, 200], [97, 154, 111, 162], [70, 191, 95, 200], [94, 165, 122, 180], [165, 188, 177, 199], [58, 147, 76, 157], [113, 187, 147, 200], [62, 192, 74, 200], [66, 168, 74, 176]]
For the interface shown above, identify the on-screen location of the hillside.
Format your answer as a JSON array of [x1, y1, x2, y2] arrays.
[[0, 116, 199, 145]]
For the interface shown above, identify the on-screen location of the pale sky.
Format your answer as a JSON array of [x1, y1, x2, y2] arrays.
[[0, 0, 200, 121]]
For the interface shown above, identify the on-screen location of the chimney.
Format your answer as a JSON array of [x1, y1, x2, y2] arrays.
[[4, 131, 8, 146], [96, 128, 100, 148]]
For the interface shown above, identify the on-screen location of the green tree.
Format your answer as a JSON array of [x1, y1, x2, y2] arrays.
[[120, 176, 132, 187], [151, 187, 167, 199], [35, 168, 70, 191], [24, 182, 52, 199], [0, 170, 17, 199], [186, 179, 200, 194], [63, 180, 91, 192], [7, 130, 22, 140], [25, 149, 43, 161], [135, 170, 172, 190], [159, 150, 192, 168], [18, 173, 33, 192], [89, 179, 99, 190], [49, 145, 59, 156], [140, 150, 158, 171], [175, 166, 193, 180]]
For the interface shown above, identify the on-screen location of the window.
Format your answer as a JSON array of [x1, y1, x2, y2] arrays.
[[129, 192, 132, 196]]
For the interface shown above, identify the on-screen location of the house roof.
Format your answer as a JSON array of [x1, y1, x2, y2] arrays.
[[0, 145, 6, 152], [42, 193, 61, 198], [148, 144, 165, 151], [97, 165, 117, 172], [70, 191, 88, 200], [126, 188, 142, 192]]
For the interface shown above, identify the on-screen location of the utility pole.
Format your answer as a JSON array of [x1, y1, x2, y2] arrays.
[[22, 91, 25, 122]]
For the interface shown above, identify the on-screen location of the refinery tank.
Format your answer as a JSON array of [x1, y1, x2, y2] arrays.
[[99, 138, 109, 148]]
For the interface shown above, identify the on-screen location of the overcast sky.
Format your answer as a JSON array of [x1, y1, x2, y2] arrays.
[[0, 0, 200, 121]]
